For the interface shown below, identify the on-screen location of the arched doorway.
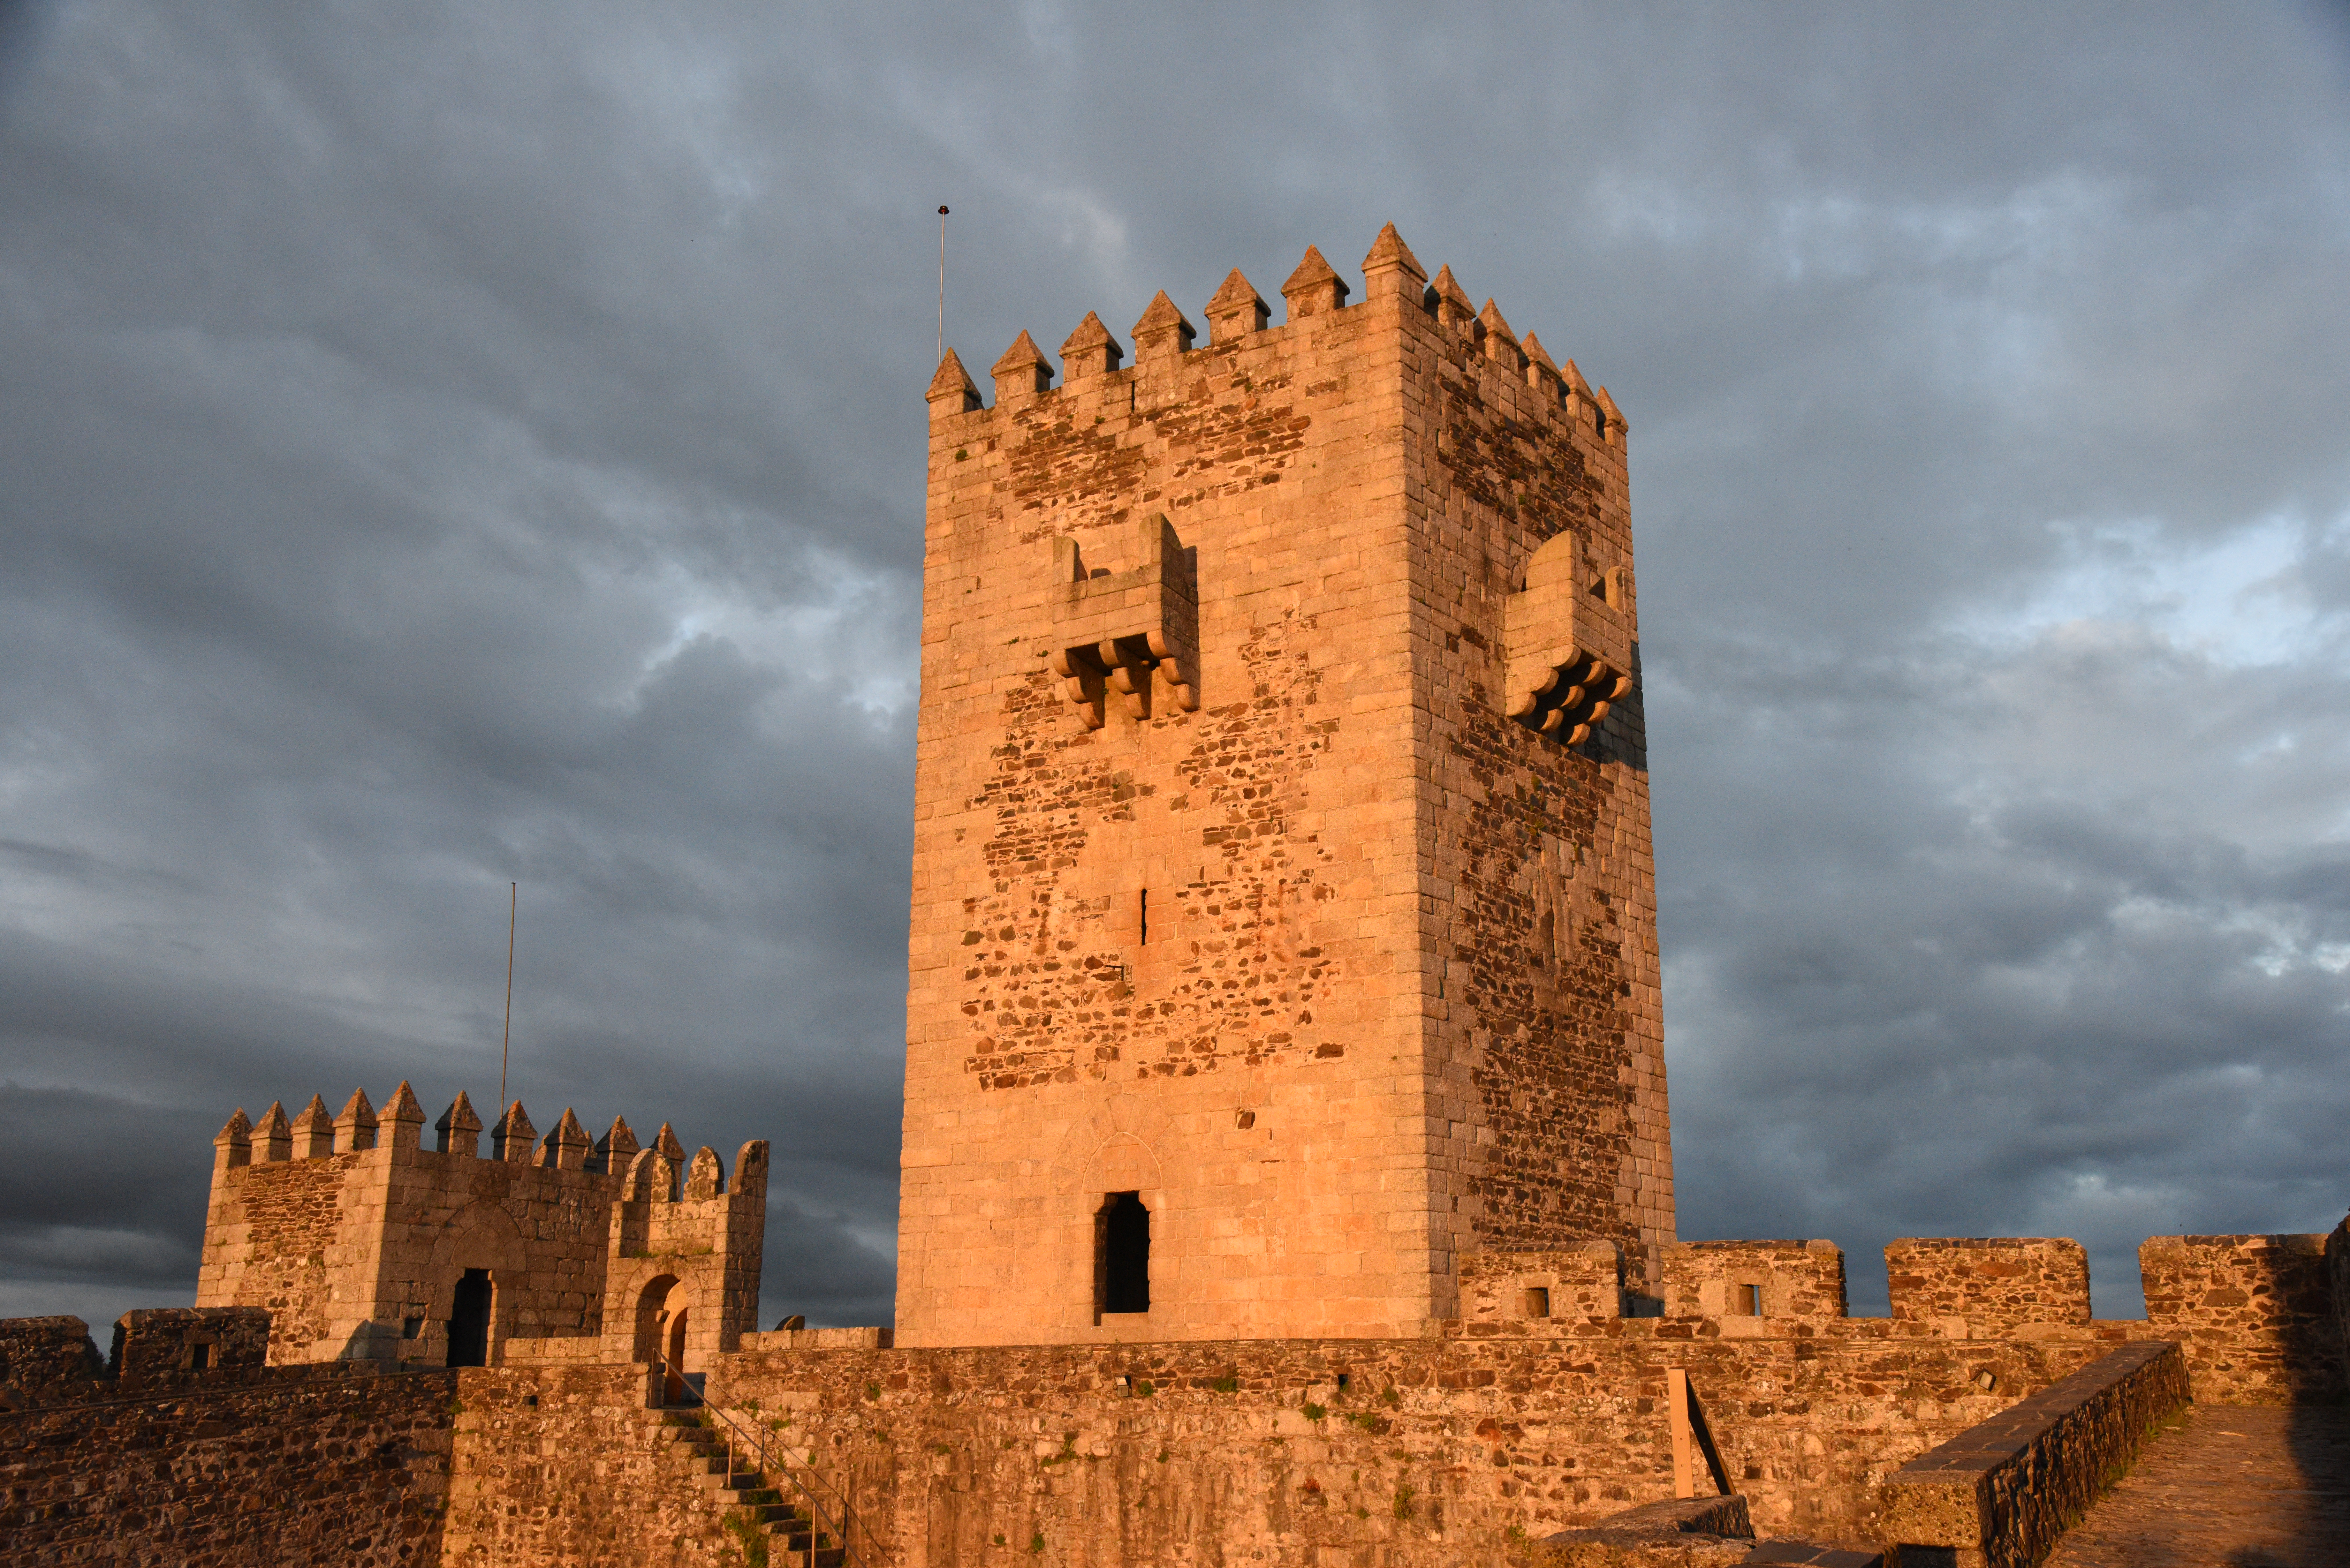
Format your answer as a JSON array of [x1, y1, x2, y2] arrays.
[[447, 1268, 493, 1367], [633, 1275, 694, 1404]]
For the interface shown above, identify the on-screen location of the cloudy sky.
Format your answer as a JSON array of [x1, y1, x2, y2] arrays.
[[3, 2, 2346, 1333]]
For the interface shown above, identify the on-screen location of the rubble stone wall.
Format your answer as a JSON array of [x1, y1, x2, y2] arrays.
[[1882, 1340, 2188, 1568], [0, 1316, 104, 1409], [1886, 1239, 2091, 1338], [436, 1364, 749, 1568], [2140, 1233, 2346, 1405], [1660, 1240, 1848, 1325], [707, 1318, 2139, 1563], [0, 1363, 456, 1568], [111, 1305, 271, 1393]]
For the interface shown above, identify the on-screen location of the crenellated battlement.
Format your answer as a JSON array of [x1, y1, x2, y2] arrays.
[[208, 1082, 740, 1201], [923, 222, 1628, 457], [198, 1078, 767, 1371]]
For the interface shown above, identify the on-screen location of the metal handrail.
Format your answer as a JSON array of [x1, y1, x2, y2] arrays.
[[701, 1397, 877, 1568], [654, 1353, 873, 1568]]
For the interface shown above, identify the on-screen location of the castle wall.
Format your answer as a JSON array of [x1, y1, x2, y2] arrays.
[[111, 1306, 270, 1393], [1885, 1237, 2092, 1338], [898, 229, 1673, 1348], [0, 1363, 455, 1567], [436, 1365, 749, 1568], [2140, 1232, 2347, 1405], [1401, 275, 1673, 1291], [1658, 1239, 1850, 1323], [707, 1320, 2135, 1564], [197, 1091, 764, 1372], [0, 1315, 103, 1408]]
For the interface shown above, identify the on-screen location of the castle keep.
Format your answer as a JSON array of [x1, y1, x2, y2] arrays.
[[899, 224, 1670, 1346], [4, 225, 2347, 1568]]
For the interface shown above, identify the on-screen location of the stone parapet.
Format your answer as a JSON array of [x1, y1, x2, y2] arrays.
[[1460, 1243, 1626, 1323], [1881, 1339, 2187, 1568], [110, 1306, 269, 1393], [1886, 1239, 2090, 1338], [1662, 1241, 1848, 1326], [0, 1315, 103, 1409], [0, 1362, 457, 1563], [2139, 1232, 2346, 1405], [707, 1315, 2142, 1559]]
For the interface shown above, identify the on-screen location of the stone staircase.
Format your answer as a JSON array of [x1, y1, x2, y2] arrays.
[[649, 1408, 849, 1568]]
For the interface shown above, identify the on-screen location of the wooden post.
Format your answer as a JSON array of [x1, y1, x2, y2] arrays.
[[1668, 1367, 1695, 1498]]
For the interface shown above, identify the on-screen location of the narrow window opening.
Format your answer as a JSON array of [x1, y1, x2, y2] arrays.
[[187, 1341, 213, 1371], [1737, 1283, 1763, 1317], [400, 1315, 423, 1340], [1097, 1192, 1151, 1315], [448, 1268, 493, 1367], [1138, 888, 1148, 945], [1523, 1286, 1551, 1320]]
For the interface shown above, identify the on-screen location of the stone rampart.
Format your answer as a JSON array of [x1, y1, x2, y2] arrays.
[[1660, 1240, 1848, 1327], [1461, 1244, 1626, 1322], [0, 1362, 457, 1567], [0, 1315, 104, 1410], [436, 1363, 752, 1567], [1881, 1340, 2188, 1568], [705, 1316, 2136, 1563], [2139, 1232, 2346, 1405], [1885, 1239, 2091, 1339], [111, 1305, 270, 1393]]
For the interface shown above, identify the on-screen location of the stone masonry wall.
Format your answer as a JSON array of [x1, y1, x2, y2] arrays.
[[437, 1364, 755, 1568], [1404, 257, 1673, 1291], [199, 1089, 762, 1376], [708, 1318, 2137, 1564], [0, 1363, 456, 1567], [1659, 1241, 1848, 1326], [1460, 1245, 1625, 1322], [899, 226, 1672, 1348], [2140, 1232, 2347, 1405], [2331, 1217, 2350, 1384], [111, 1306, 271, 1393], [0, 1316, 104, 1409], [1885, 1239, 2091, 1338]]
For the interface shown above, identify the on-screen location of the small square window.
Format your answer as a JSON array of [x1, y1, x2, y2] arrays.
[[1737, 1284, 1763, 1316], [1523, 1286, 1551, 1320]]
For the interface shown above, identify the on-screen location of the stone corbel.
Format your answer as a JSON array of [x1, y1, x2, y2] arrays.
[[1504, 531, 1636, 746], [1047, 515, 1201, 729]]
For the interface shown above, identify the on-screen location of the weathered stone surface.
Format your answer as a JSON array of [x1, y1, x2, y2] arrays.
[[901, 224, 1670, 1348], [195, 1093, 765, 1377], [0, 1363, 457, 1565], [0, 1315, 103, 1409], [2048, 1403, 2350, 1566], [2140, 1232, 2347, 1405], [1881, 1340, 2188, 1568], [111, 1305, 270, 1392], [1661, 1241, 1848, 1326], [1886, 1239, 2090, 1338], [705, 1316, 2141, 1561]]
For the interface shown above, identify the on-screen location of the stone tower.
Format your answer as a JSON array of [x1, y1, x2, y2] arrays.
[[896, 225, 1672, 1347]]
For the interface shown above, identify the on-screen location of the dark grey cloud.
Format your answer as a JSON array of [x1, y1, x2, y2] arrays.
[[1, 0, 2345, 1334]]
